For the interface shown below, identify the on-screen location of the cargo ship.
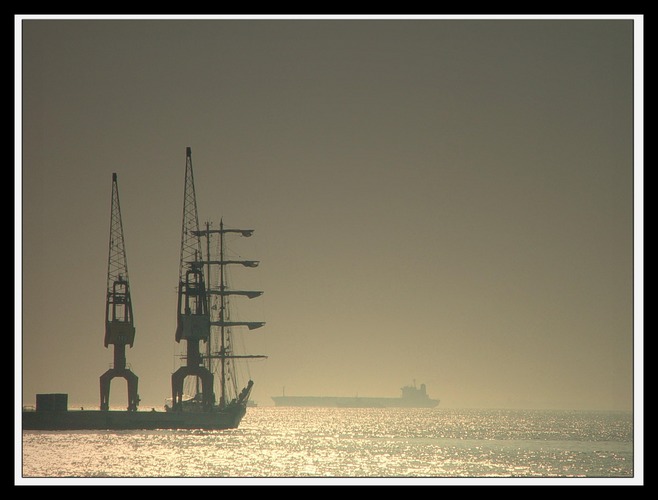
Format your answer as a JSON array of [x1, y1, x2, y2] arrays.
[[23, 147, 267, 431], [271, 383, 439, 408]]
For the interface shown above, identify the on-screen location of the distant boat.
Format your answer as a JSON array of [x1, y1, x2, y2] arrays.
[[271, 383, 439, 408]]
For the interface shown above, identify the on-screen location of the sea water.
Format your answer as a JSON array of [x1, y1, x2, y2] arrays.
[[18, 407, 637, 484]]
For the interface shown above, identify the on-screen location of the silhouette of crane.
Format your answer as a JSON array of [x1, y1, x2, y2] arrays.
[[100, 173, 140, 411], [171, 147, 214, 411]]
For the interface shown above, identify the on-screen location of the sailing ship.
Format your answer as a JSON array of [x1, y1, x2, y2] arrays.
[[165, 217, 267, 416], [23, 147, 266, 430]]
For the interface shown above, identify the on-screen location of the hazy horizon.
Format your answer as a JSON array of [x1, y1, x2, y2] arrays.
[[18, 16, 641, 413]]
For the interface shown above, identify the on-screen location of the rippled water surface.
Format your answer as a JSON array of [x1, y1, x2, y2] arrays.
[[20, 408, 634, 483]]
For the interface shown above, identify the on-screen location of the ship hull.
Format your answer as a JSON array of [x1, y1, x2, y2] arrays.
[[271, 396, 439, 408], [22, 405, 247, 431]]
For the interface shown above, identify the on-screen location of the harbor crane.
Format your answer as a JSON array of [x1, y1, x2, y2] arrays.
[[100, 173, 140, 411]]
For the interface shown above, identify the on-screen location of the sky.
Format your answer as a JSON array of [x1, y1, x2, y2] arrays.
[[17, 15, 641, 412]]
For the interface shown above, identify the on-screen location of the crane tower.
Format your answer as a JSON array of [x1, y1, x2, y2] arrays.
[[171, 147, 214, 411], [100, 173, 139, 411]]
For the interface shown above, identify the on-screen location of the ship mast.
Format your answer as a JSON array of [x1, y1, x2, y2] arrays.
[[193, 220, 267, 408], [219, 219, 227, 406], [100, 173, 139, 411]]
